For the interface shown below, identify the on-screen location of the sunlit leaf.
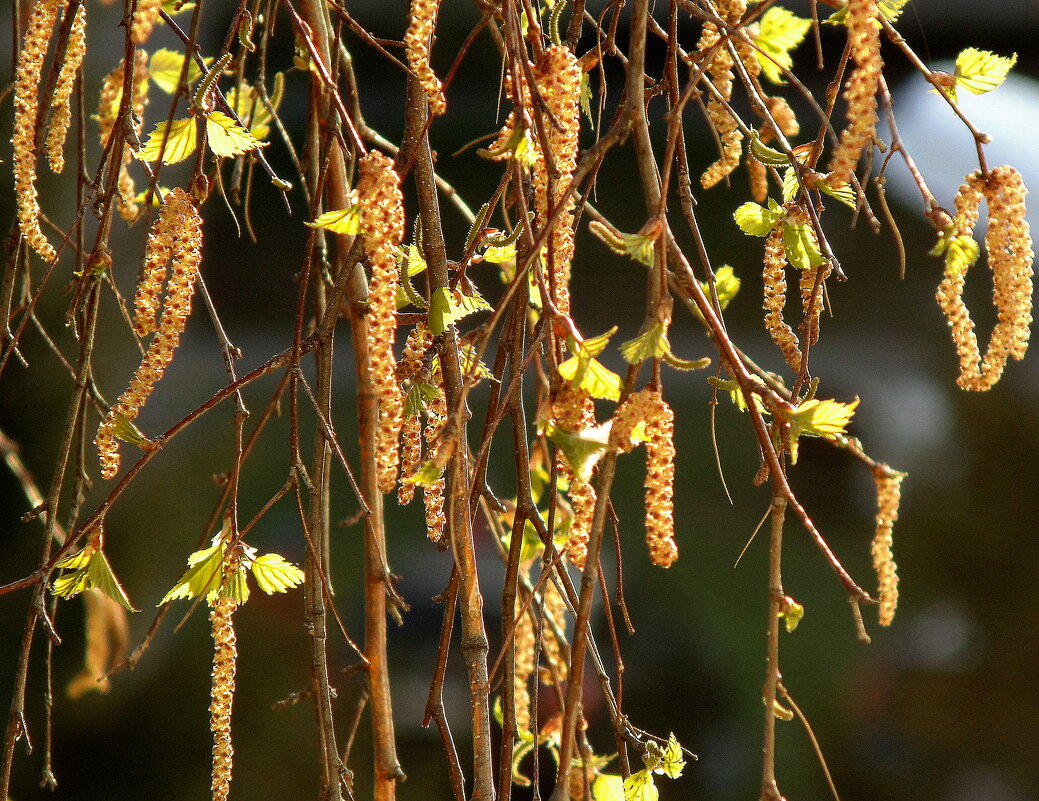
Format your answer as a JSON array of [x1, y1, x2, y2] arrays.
[[429, 287, 493, 335], [620, 323, 668, 364], [86, 549, 138, 611], [408, 460, 445, 489], [659, 733, 686, 779], [930, 231, 979, 275], [111, 412, 152, 448], [149, 48, 204, 94], [749, 131, 790, 165], [136, 117, 198, 164], [56, 546, 95, 570], [160, 542, 225, 604], [250, 553, 305, 594], [480, 241, 517, 264], [954, 48, 1017, 98], [782, 223, 825, 270], [828, 0, 909, 26], [753, 7, 811, 84], [623, 770, 658, 801], [206, 111, 264, 158], [779, 596, 805, 632], [404, 382, 439, 417], [772, 699, 795, 721], [52, 546, 137, 611], [785, 397, 859, 463], [580, 71, 594, 128], [592, 774, 625, 801], [226, 84, 273, 139], [307, 207, 361, 235], [734, 201, 782, 236], [558, 355, 622, 401], [542, 421, 611, 483]]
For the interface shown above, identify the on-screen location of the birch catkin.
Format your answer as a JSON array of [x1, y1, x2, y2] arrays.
[[763, 228, 802, 371], [698, 1, 747, 189], [827, 0, 882, 187], [405, 0, 446, 116], [45, 2, 86, 174], [357, 151, 407, 493], [209, 595, 238, 801], [871, 473, 904, 626], [552, 385, 597, 570], [95, 189, 202, 478], [13, 0, 65, 263]]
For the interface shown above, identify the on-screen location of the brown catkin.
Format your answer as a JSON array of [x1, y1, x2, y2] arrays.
[[532, 46, 582, 317], [45, 2, 86, 174], [13, 0, 65, 263], [357, 151, 407, 493], [396, 322, 433, 383], [871, 473, 904, 626], [765, 96, 800, 139], [96, 52, 150, 221], [698, 1, 747, 189], [423, 385, 447, 543], [609, 389, 655, 453], [643, 392, 677, 568], [405, 0, 446, 116], [827, 0, 882, 187], [209, 595, 238, 801], [131, 0, 162, 44], [552, 385, 597, 569], [799, 261, 831, 347], [763, 227, 802, 371], [95, 189, 202, 478], [512, 596, 535, 733], [936, 167, 1034, 390], [397, 411, 423, 506]]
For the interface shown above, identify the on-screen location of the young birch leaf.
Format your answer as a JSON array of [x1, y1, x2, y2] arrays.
[[557, 355, 623, 401], [622, 233, 656, 267], [782, 223, 826, 270], [251, 553, 305, 594], [749, 131, 790, 166], [930, 232, 980, 275], [734, 201, 783, 236], [753, 7, 811, 84], [160, 543, 224, 604], [828, 0, 909, 25], [136, 118, 198, 164], [307, 207, 361, 235], [480, 241, 517, 264], [111, 412, 153, 448], [206, 111, 265, 158], [591, 774, 625, 801], [660, 733, 686, 779], [149, 48, 204, 94], [623, 770, 658, 801], [428, 287, 493, 335], [86, 549, 138, 611], [226, 84, 273, 139], [222, 565, 250, 605], [579, 72, 595, 128], [620, 323, 668, 364], [954, 48, 1017, 98], [404, 382, 439, 417], [52, 546, 137, 611], [785, 397, 859, 463], [542, 421, 611, 483]]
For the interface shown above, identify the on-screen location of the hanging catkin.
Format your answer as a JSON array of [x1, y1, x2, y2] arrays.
[[871, 473, 904, 626], [827, 0, 882, 187], [44, 2, 86, 174], [13, 0, 65, 263], [209, 595, 238, 801], [405, 0, 446, 115], [356, 151, 407, 492]]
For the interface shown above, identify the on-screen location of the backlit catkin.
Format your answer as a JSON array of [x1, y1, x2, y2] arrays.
[[936, 166, 1034, 390], [209, 595, 238, 801], [533, 45, 582, 317], [95, 51, 150, 221], [763, 227, 802, 371], [871, 472, 904, 626], [643, 392, 678, 568], [131, 0, 162, 44], [513, 597, 535, 733], [357, 151, 407, 493], [405, 0, 446, 116], [539, 579, 568, 684], [698, 2, 747, 189], [423, 385, 447, 543], [397, 411, 423, 506], [45, 2, 86, 174], [95, 189, 202, 478], [13, 0, 64, 263], [552, 385, 597, 570], [827, 0, 881, 187]]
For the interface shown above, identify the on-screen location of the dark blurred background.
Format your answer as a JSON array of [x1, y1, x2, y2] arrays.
[[1, 2, 1037, 801]]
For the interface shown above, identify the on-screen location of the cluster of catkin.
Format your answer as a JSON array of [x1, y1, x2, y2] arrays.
[[13, 0, 66, 262], [405, 0, 446, 116], [610, 389, 678, 568], [936, 166, 1034, 390], [551, 385, 598, 570], [697, 1, 747, 189], [827, 0, 882, 188], [96, 51, 151, 221], [356, 151, 407, 493], [95, 188, 202, 478], [209, 594, 239, 801], [762, 226, 803, 372], [871, 472, 903, 626], [532, 46, 582, 317]]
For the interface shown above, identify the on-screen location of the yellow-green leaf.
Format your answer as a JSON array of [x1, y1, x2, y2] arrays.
[[954, 48, 1017, 98], [749, 131, 790, 165], [408, 460, 445, 489], [580, 71, 594, 128], [149, 48, 204, 94], [206, 111, 264, 158], [160, 543, 225, 604], [542, 421, 611, 482], [620, 323, 668, 365], [623, 770, 658, 801], [136, 117, 198, 164], [592, 774, 625, 801], [931, 231, 979, 275], [558, 355, 622, 401], [754, 7, 811, 84], [480, 241, 517, 264], [226, 84, 273, 139], [785, 397, 859, 463], [659, 733, 686, 779], [56, 546, 94, 570], [782, 223, 825, 270], [828, 0, 909, 26], [734, 201, 782, 236], [307, 207, 361, 235], [111, 412, 153, 448], [429, 287, 493, 335], [52, 546, 137, 611], [250, 553, 305, 594], [779, 596, 805, 632]]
